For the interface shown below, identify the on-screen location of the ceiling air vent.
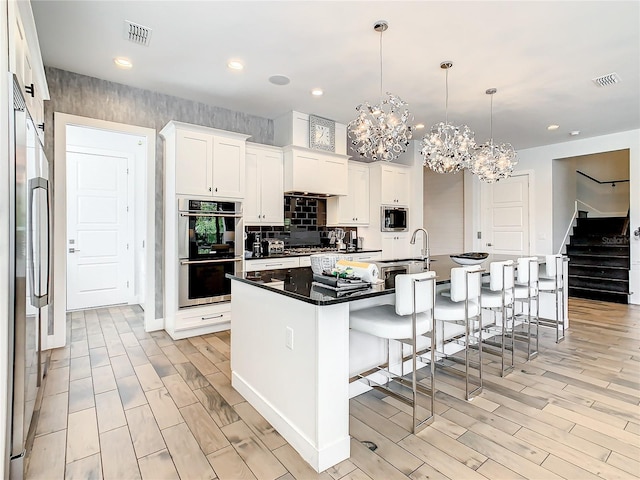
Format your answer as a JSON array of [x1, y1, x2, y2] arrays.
[[124, 20, 152, 47], [592, 72, 621, 87]]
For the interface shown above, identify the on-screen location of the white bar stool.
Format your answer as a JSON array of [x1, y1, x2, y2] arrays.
[[538, 254, 568, 343], [434, 265, 483, 400], [479, 260, 515, 377], [349, 271, 436, 433], [514, 257, 539, 360]]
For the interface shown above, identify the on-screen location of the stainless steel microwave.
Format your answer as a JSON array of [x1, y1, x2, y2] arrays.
[[381, 206, 408, 232]]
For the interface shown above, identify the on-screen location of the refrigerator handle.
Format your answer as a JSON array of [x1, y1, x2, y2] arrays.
[[28, 177, 50, 310]]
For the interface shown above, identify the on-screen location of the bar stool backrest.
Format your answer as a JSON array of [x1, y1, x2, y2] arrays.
[[544, 254, 562, 278], [450, 265, 482, 302], [517, 257, 539, 284], [395, 271, 436, 316], [489, 260, 515, 291]]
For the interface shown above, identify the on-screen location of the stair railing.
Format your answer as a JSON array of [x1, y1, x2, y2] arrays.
[[558, 201, 579, 255]]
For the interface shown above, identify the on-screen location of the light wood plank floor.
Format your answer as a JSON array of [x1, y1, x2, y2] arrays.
[[26, 298, 640, 479]]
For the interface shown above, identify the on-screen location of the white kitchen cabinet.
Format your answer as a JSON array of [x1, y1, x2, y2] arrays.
[[172, 303, 231, 339], [282, 145, 349, 196], [381, 233, 411, 260], [245, 144, 284, 225], [163, 122, 250, 199], [351, 252, 382, 262], [246, 257, 300, 272], [299, 256, 312, 268], [9, 0, 49, 143], [327, 161, 370, 225], [273, 111, 348, 155], [379, 164, 410, 206]]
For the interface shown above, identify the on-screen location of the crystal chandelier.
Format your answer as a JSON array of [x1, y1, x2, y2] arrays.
[[348, 21, 413, 162], [469, 88, 517, 183], [421, 62, 476, 173]]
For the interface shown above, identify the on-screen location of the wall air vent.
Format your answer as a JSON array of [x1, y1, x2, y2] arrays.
[[124, 20, 152, 47], [592, 72, 621, 87]]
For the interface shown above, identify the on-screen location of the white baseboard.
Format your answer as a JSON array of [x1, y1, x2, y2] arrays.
[[145, 316, 164, 332], [232, 371, 350, 472]]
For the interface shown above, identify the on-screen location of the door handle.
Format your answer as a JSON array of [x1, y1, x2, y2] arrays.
[[486, 243, 493, 246], [69, 248, 81, 253]]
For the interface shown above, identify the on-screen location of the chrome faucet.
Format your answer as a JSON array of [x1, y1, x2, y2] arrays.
[[410, 228, 430, 262]]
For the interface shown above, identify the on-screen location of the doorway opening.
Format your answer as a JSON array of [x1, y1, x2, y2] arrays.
[[52, 114, 157, 349]]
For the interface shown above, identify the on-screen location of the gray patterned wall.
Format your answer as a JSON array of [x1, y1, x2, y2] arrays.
[[44, 67, 274, 320]]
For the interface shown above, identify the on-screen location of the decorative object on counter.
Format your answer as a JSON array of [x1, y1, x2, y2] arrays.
[[467, 88, 517, 183], [421, 62, 476, 174], [309, 254, 354, 275], [309, 114, 336, 152], [334, 259, 379, 283], [450, 252, 489, 265], [348, 20, 413, 163]]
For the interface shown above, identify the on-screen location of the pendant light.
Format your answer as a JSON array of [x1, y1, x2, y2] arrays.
[[421, 61, 476, 173], [348, 21, 414, 162], [468, 88, 517, 183]]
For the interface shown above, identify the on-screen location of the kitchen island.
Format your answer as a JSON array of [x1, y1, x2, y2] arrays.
[[227, 254, 567, 471]]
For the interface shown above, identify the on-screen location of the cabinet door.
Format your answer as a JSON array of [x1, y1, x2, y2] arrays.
[[382, 233, 410, 260], [322, 156, 348, 195], [350, 164, 370, 224], [394, 169, 410, 206], [212, 137, 245, 199], [380, 166, 409, 205], [260, 151, 284, 224], [244, 149, 261, 223], [176, 130, 212, 196]]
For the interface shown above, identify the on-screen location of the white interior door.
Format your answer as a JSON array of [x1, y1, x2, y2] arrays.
[[481, 174, 530, 256], [66, 147, 132, 310]]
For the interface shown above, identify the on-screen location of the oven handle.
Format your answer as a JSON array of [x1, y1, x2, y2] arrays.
[[179, 212, 242, 218], [180, 258, 242, 265]]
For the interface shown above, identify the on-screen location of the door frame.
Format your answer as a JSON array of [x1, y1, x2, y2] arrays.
[[52, 113, 157, 349], [65, 145, 136, 310], [470, 169, 536, 254]]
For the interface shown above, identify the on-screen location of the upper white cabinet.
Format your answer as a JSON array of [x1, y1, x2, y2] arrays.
[[245, 143, 284, 225], [282, 146, 349, 196], [9, 0, 49, 143], [161, 121, 250, 200], [327, 161, 370, 225], [372, 163, 410, 206]]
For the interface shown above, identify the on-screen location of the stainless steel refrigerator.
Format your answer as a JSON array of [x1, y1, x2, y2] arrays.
[[8, 74, 52, 479]]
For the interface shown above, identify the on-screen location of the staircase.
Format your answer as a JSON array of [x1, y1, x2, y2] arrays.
[[566, 216, 630, 304]]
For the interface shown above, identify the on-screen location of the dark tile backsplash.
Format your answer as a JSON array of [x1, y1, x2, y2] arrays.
[[245, 195, 357, 250]]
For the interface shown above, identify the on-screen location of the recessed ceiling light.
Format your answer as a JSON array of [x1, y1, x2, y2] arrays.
[[311, 88, 323, 96], [114, 57, 133, 69], [547, 124, 560, 131], [269, 74, 290, 86], [227, 60, 244, 70], [570, 130, 580, 136], [414, 123, 425, 129]]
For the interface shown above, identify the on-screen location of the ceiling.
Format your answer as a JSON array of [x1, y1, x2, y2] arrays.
[[31, 1, 640, 151]]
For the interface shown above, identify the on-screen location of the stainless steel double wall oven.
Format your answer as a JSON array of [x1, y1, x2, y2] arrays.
[[178, 199, 242, 308]]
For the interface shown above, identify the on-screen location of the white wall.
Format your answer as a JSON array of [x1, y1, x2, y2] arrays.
[[423, 167, 465, 255], [552, 156, 577, 253], [574, 150, 630, 216], [480, 129, 639, 304]]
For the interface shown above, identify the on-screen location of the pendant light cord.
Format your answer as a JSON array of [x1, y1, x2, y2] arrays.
[[445, 67, 449, 124], [490, 93, 494, 142], [379, 28, 384, 102]]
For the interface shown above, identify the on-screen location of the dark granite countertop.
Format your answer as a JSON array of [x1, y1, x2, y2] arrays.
[[244, 249, 382, 260], [229, 254, 527, 306]]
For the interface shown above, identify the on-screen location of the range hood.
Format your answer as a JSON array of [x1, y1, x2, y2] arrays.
[[284, 191, 333, 199], [283, 145, 349, 197]]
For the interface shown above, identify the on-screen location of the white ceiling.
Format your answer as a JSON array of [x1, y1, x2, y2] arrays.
[[31, 1, 640, 150]]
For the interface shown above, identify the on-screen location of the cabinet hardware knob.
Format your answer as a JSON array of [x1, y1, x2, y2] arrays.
[[215, 187, 218, 192], [208, 187, 212, 192]]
